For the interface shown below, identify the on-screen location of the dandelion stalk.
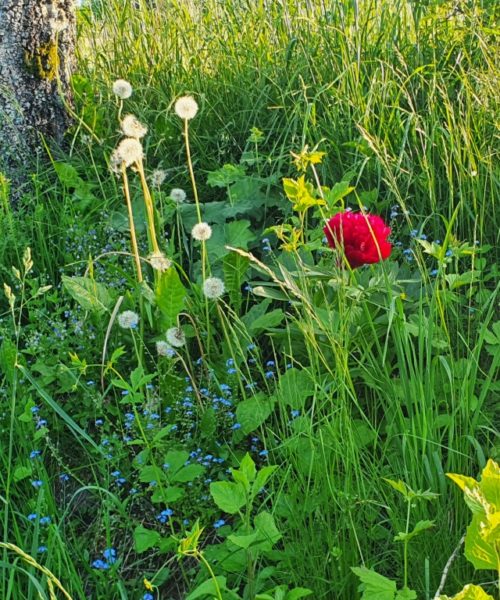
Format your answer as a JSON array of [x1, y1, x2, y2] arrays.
[[121, 163, 143, 283], [135, 159, 161, 255]]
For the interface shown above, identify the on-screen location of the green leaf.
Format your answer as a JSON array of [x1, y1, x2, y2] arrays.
[[394, 520, 434, 543], [134, 525, 161, 553], [239, 453, 257, 483], [0, 338, 17, 384], [163, 450, 190, 474], [207, 164, 246, 187], [254, 511, 282, 547], [223, 252, 249, 311], [225, 219, 256, 250], [247, 309, 284, 335], [62, 276, 113, 314], [200, 408, 216, 438], [139, 465, 165, 484], [151, 486, 184, 503], [236, 396, 275, 434], [395, 589, 417, 600], [228, 531, 259, 549], [156, 268, 185, 328], [351, 567, 397, 600], [278, 368, 314, 410], [287, 589, 313, 600], [171, 464, 204, 483], [252, 465, 278, 499], [13, 465, 32, 482], [185, 576, 228, 600], [324, 181, 355, 208], [210, 481, 246, 514]]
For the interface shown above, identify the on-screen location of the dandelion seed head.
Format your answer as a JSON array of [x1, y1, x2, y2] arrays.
[[170, 188, 187, 203], [156, 341, 175, 357], [174, 96, 198, 120], [114, 138, 143, 168], [118, 310, 139, 329], [112, 79, 132, 99], [203, 277, 225, 299], [148, 251, 171, 272], [191, 222, 212, 241], [166, 327, 186, 348], [121, 114, 147, 139], [151, 169, 167, 187]]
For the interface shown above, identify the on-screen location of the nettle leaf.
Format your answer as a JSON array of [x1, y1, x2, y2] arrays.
[[62, 275, 113, 314], [254, 511, 282, 547], [252, 465, 278, 499], [210, 481, 246, 514], [278, 368, 314, 410], [156, 268, 185, 328], [134, 525, 161, 553], [351, 567, 397, 600], [236, 395, 275, 434], [438, 584, 495, 600]]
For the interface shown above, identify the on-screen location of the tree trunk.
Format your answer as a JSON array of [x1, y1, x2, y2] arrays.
[[0, 0, 75, 186]]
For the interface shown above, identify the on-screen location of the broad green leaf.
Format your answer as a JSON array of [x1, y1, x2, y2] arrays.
[[151, 486, 184, 503], [225, 219, 256, 250], [254, 511, 282, 546], [324, 181, 355, 207], [236, 396, 275, 434], [253, 466, 278, 499], [287, 589, 313, 600], [247, 309, 284, 335], [185, 576, 228, 600], [395, 589, 417, 600], [210, 481, 246, 514], [13, 465, 32, 482], [163, 450, 190, 474], [156, 267, 185, 327], [134, 525, 161, 553], [351, 567, 397, 600], [207, 164, 245, 187], [239, 453, 257, 483], [438, 584, 495, 600], [228, 531, 258, 549], [278, 368, 314, 410], [171, 464, 204, 483], [62, 275, 113, 314], [138, 465, 165, 484]]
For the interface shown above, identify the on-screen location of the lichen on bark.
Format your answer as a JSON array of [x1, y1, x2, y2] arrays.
[[0, 0, 76, 187]]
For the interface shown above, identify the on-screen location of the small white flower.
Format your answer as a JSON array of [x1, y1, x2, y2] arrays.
[[174, 96, 198, 120], [112, 138, 143, 168], [203, 277, 225, 299], [118, 310, 139, 329], [166, 327, 186, 348], [120, 114, 148, 139], [112, 79, 133, 100], [151, 169, 167, 187], [156, 341, 175, 357], [170, 188, 186, 203], [191, 222, 212, 241], [148, 251, 172, 272]]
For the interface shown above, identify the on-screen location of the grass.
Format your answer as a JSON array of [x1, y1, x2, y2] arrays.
[[0, 0, 499, 599]]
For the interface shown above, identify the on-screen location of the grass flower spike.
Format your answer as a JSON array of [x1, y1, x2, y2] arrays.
[[166, 327, 186, 348], [112, 79, 132, 99], [120, 114, 147, 139], [191, 222, 212, 241], [118, 310, 139, 329], [175, 96, 198, 120], [203, 277, 225, 299]]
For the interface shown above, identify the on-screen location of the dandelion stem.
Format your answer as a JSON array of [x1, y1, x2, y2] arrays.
[[121, 164, 143, 283], [136, 159, 161, 254], [183, 119, 202, 223]]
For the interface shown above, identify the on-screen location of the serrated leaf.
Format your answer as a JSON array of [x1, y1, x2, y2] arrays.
[[156, 268, 185, 328], [139, 465, 165, 484], [151, 486, 184, 503], [207, 164, 246, 187], [163, 450, 190, 474], [62, 276, 112, 314], [210, 481, 246, 514], [395, 589, 417, 600], [438, 584, 495, 600], [394, 520, 434, 543], [171, 464, 204, 483], [223, 252, 249, 311]]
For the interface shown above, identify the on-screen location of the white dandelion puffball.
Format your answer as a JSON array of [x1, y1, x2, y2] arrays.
[[174, 96, 198, 120], [156, 341, 174, 357], [148, 251, 172, 272], [191, 222, 212, 241], [170, 188, 186, 203], [151, 169, 167, 187], [112, 79, 132, 99], [118, 310, 139, 329], [203, 277, 225, 299], [121, 114, 148, 139], [166, 327, 186, 348], [114, 138, 143, 167]]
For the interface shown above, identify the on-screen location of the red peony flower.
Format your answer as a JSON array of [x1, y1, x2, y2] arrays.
[[323, 211, 392, 268]]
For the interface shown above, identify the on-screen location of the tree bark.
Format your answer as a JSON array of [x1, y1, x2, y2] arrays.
[[0, 0, 75, 186]]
